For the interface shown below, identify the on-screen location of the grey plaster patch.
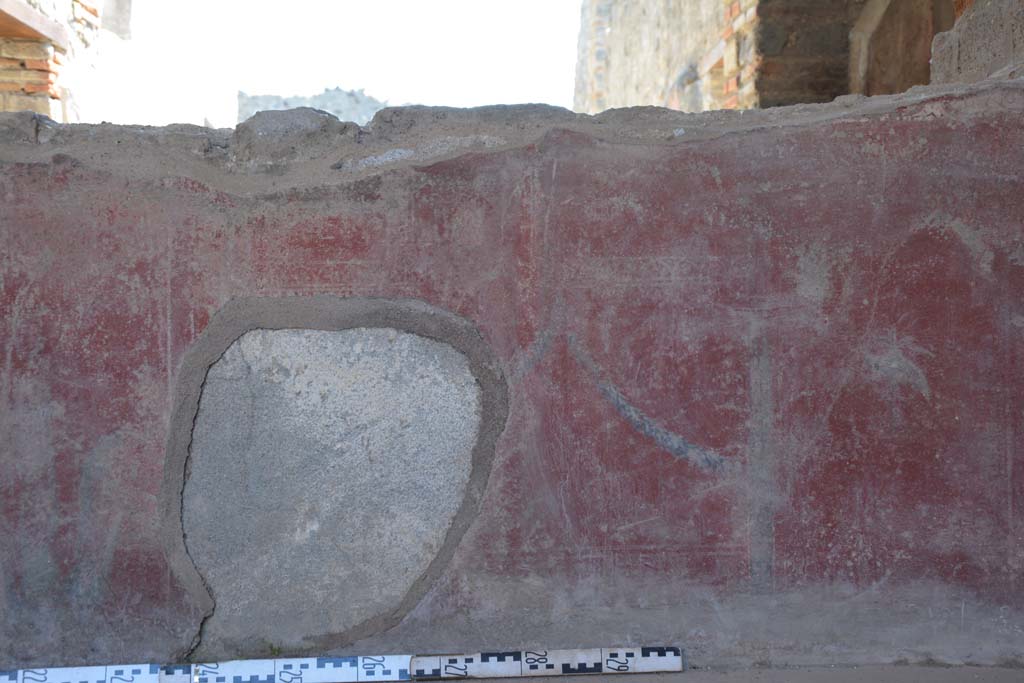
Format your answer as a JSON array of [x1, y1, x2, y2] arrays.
[[160, 297, 508, 661], [184, 327, 480, 656]]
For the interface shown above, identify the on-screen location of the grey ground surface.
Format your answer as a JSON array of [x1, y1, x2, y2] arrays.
[[183, 327, 481, 656]]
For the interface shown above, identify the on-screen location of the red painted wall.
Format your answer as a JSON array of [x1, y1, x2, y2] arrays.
[[1, 86, 1023, 667]]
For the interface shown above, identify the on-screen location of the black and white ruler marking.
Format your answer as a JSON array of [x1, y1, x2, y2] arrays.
[[2, 665, 192, 683], [411, 647, 683, 679], [195, 656, 411, 683], [1, 646, 683, 683]]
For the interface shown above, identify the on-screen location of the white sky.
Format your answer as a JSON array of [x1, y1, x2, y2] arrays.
[[85, 0, 581, 127]]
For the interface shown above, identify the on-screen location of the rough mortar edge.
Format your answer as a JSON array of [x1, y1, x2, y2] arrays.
[[159, 296, 510, 661], [1, 78, 1023, 195]]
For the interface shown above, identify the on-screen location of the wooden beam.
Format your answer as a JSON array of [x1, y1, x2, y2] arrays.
[[0, 0, 70, 50]]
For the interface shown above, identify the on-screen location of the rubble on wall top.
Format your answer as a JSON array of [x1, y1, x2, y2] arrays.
[[0, 77, 1022, 193]]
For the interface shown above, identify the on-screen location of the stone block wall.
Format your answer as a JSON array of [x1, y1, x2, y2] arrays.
[[932, 0, 1024, 83]]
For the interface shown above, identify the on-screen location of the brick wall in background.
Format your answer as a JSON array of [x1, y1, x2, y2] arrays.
[[754, 0, 869, 106], [0, 38, 59, 116], [574, 0, 870, 113], [955, 0, 976, 16], [0, 0, 108, 120], [574, 0, 959, 113], [575, 0, 723, 114], [696, 0, 760, 110]]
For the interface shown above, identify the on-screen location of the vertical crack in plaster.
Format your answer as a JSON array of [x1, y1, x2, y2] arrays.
[[179, 358, 226, 661]]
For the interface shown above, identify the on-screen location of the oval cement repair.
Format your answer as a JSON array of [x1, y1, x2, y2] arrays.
[[182, 327, 481, 655]]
